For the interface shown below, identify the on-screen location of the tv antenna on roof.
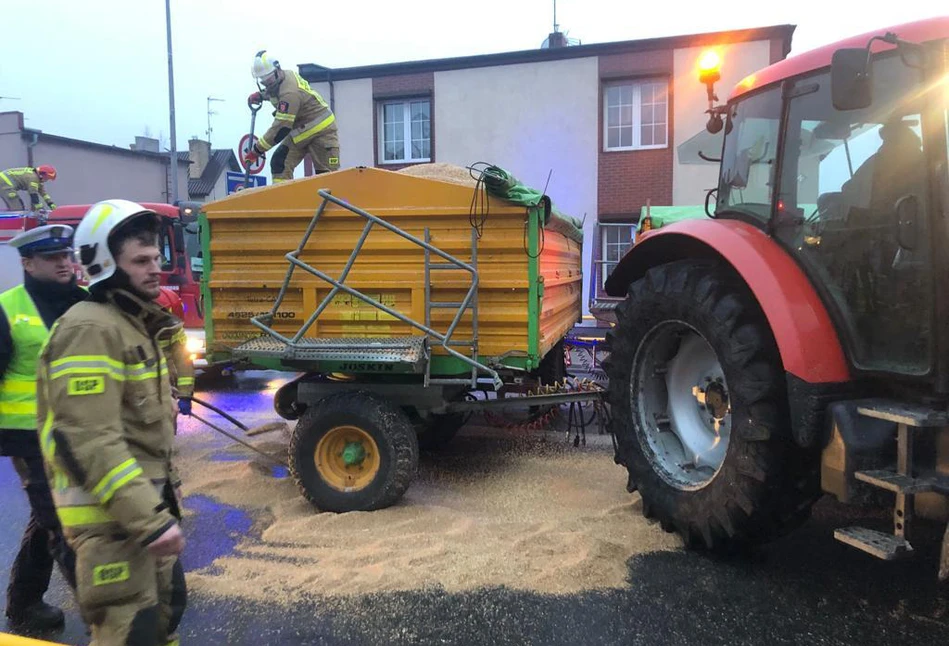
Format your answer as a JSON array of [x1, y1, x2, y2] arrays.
[[207, 96, 225, 148]]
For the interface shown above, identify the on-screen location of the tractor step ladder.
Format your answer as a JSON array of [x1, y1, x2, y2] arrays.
[[834, 400, 949, 560], [423, 227, 480, 389], [233, 189, 501, 389]]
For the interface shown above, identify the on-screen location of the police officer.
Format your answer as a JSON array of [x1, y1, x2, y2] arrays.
[[37, 200, 187, 645], [0, 166, 58, 212], [1, 224, 86, 633], [244, 50, 340, 181]]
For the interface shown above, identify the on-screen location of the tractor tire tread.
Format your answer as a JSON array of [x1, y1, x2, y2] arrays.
[[605, 259, 820, 552]]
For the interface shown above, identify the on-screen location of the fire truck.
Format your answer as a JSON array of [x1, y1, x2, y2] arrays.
[[0, 202, 207, 365]]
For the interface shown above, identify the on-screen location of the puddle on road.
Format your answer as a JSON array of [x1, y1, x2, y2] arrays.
[[180, 494, 257, 571]]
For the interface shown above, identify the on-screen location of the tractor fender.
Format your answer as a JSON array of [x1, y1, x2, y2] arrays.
[[604, 219, 850, 385]]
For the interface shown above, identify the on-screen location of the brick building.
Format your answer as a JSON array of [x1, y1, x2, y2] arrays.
[[297, 24, 794, 319]]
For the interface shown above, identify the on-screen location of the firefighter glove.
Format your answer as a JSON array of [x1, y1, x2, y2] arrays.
[[243, 147, 263, 166], [177, 397, 192, 416], [247, 92, 263, 108]]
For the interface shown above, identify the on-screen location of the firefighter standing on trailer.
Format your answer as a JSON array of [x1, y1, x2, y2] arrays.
[[0, 166, 58, 212], [0, 225, 86, 634], [36, 200, 187, 645], [244, 50, 340, 181]]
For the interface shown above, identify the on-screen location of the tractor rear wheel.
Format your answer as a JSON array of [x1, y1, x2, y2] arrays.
[[289, 391, 419, 512], [604, 260, 819, 550]]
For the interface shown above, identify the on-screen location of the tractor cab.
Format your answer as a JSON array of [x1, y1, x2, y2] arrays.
[[710, 22, 948, 385]]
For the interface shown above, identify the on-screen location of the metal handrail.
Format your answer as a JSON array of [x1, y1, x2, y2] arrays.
[[249, 189, 502, 389]]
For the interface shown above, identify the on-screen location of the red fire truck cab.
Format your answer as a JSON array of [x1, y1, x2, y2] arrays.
[[0, 202, 207, 366]]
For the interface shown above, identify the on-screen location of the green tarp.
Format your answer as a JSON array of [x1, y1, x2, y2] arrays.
[[637, 205, 707, 233], [635, 204, 819, 234], [480, 165, 584, 243]]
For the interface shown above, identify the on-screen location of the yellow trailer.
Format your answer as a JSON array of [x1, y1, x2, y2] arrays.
[[198, 164, 587, 511]]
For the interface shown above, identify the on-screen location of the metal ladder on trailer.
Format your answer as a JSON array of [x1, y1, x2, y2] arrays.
[[423, 227, 481, 389], [232, 189, 502, 390]]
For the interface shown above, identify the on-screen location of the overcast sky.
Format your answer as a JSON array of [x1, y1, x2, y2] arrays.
[[2, 1, 945, 182]]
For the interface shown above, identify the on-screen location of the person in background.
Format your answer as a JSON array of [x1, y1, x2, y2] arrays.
[[0, 166, 58, 213], [0, 224, 86, 634], [244, 50, 340, 181]]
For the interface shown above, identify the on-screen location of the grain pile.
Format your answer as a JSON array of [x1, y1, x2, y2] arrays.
[[397, 162, 479, 188], [175, 422, 680, 604]]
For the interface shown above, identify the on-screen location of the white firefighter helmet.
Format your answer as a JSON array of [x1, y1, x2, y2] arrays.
[[251, 50, 280, 81], [74, 199, 158, 286]]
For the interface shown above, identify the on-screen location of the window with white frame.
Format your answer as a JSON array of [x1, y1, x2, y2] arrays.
[[379, 99, 431, 164], [603, 80, 668, 151], [598, 223, 636, 290]]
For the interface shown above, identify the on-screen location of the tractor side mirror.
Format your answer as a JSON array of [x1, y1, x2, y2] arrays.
[[831, 48, 873, 111], [895, 194, 919, 250]]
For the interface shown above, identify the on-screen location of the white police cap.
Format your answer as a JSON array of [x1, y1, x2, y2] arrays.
[[8, 224, 75, 257]]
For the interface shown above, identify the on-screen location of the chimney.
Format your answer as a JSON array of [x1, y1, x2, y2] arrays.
[[132, 136, 160, 153], [189, 137, 211, 179], [546, 31, 567, 48]]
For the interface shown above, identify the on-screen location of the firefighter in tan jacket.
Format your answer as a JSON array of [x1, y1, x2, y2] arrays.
[[1, 166, 58, 212], [154, 288, 195, 405], [36, 199, 186, 646], [243, 50, 340, 181], [154, 288, 195, 500]]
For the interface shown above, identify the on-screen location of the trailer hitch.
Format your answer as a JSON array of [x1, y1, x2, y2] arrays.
[[181, 394, 289, 467]]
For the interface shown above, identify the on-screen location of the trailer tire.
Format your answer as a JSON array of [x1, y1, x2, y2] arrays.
[[604, 259, 820, 551], [289, 391, 419, 512]]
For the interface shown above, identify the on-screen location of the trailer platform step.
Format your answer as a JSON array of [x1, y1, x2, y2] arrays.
[[855, 400, 949, 427], [855, 469, 949, 495], [834, 527, 913, 560], [233, 335, 428, 371]]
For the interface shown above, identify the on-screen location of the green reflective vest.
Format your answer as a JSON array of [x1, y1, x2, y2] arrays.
[[0, 285, 47, 430]]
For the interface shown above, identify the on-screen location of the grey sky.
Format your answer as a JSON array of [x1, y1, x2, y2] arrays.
[[2, 1, 945, 183]]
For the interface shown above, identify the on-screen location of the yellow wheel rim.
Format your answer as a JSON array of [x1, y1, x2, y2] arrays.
[[315, 425, 381, 492]]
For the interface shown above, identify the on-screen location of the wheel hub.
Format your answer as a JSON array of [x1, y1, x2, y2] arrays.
[[692, 379, 730, 428], [634, 322, 733, 490], [315, 425, 381, 492], [704, 382, 729, 420], [342, 441, 367, 466]]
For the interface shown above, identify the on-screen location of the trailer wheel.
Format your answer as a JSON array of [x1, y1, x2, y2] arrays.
[[604, 260, 819, 551], [289, 391, 419, 512]]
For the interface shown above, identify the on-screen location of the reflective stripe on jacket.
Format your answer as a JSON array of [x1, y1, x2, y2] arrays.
[[257, 71, 337, 151], [158, 327, 194, 398], [0, 285, 47, 429]]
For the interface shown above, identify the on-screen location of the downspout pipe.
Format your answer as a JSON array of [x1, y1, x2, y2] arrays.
[[26, 132, 38, 167]]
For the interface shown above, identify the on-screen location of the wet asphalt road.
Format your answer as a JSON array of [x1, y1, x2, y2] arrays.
[[1, 370, 948, 646]]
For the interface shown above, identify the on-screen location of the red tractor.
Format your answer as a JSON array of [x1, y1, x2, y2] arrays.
[[604, 17, 949, 577]]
